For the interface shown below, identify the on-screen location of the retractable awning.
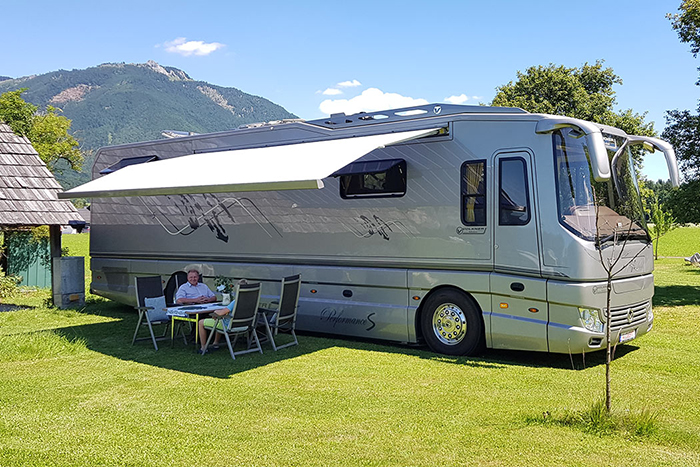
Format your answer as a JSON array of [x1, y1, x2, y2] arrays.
[[331, 158, 404, 177], [59, 128, 440, 199]]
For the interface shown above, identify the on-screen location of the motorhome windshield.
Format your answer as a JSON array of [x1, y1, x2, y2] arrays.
[[553, 129, 649, 243]]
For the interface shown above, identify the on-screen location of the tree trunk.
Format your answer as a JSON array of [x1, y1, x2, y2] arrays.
[[655, 234, 660, 260], [606, 275, 612, 413]]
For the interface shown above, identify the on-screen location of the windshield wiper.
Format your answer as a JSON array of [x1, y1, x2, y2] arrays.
[[598, 225, 648, 245]]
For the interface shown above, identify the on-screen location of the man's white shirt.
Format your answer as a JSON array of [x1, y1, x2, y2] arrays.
[[175, 282, 215, 301]]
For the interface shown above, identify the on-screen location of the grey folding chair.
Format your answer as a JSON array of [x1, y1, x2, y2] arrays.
[[202, 282, 263, 360], [257, 274, 301, 351], [132, 275, 170, 350]]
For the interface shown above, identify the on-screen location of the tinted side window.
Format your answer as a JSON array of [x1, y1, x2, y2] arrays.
[[340, 161, 407, 199], [461, 160, 486, 226], [499, 157, 530, 226]]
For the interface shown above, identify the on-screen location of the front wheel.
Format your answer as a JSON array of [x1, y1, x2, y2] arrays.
[[420, 290, 484, 356]]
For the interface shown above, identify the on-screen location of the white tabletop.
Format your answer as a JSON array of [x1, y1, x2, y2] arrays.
[[166, 302, 224, 317]]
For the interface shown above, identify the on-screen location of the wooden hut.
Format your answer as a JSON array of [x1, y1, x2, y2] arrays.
[[0, 122, 84, 298]]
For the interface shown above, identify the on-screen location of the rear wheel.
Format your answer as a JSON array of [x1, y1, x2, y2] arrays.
[[420, 289, 484, 356]]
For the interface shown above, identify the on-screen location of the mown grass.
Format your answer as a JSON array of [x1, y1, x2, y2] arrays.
[[655, 226, 700, 258], [525, 399, 659, 437], [0, 232, 698, 466], [62, 233, 91, 285]]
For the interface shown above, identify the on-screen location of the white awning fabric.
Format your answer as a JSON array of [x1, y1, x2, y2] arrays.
[[59, 128, 440, 199]]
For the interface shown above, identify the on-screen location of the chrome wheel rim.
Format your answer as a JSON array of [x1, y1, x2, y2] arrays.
[[432, 303, 467, 345]]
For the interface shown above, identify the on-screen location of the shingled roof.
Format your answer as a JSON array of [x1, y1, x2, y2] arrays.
[[0, 123, 83, 226]]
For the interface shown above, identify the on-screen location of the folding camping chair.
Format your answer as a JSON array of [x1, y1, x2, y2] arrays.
[[131, 275, 171, 350], [202, 282, 263, 360], [257, 274, 301, 351], [685, 252, 700, 268]]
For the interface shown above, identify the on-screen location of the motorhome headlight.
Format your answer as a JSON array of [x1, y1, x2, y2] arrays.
[[579, 308, 604, 333]]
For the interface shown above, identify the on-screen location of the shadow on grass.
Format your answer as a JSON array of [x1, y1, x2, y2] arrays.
[[482, 345, 638, 371], [321, 332, 635, 371], [53, 300, 333, 379], [653, 284, 700, 307], [60, 314, 510, 378], [43, 298, 634, 377], [0, 304, 33, 313]]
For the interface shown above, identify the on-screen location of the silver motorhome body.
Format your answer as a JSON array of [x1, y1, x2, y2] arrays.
[[65, 104, 679, 355]]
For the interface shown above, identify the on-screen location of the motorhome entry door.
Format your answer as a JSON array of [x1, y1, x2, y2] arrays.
[[493, 150, 540, 275], [490, 150, 547, 351]]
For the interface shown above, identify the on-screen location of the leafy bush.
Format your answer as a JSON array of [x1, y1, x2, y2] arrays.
[[0, 266, 20, 299]]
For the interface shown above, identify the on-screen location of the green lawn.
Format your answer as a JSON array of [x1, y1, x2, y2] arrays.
[[0, 232, 698, 466], [655, 226, 700, 258], [61, 233, 91, 285]]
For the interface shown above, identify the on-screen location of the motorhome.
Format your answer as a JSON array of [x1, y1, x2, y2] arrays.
[[61, 104, 679, 356]]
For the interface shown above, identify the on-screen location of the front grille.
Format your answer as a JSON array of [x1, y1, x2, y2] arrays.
[[606, 301, 649, 331]]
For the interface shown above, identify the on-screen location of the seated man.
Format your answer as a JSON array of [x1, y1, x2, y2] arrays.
[[176, 266, 217, 305]]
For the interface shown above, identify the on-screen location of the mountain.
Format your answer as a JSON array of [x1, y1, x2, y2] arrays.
[[0, 61, 297, 188]]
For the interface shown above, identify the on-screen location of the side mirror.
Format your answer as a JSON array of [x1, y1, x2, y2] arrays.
[[626, 136, 680, 187]]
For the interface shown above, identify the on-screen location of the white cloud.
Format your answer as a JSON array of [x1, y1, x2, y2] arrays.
[[162, 37, 225, 56], [337, 79, 361, 88], [319, 88, 428, 115], [445, 94, 469, 105], [322, 88, 343, 96]]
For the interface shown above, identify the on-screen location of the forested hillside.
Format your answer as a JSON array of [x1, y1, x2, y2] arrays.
[[0, 61, 297, 188]]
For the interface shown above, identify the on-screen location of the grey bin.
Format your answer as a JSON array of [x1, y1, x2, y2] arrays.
[[52, 257, 85, 309]]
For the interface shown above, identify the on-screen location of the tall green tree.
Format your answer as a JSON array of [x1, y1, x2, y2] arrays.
[[29, 106, 83, 172], [643, 179, 675, 206], [661, 109, 700, 180], [664, 1, 700, 180], [668, 0, 700, 83], [0, 89, 36, 136], [665, 179, 700, 223], [491, 61, 655, 138], [0, 89, 83, 172]]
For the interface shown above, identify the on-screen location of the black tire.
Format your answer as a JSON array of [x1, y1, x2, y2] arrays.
[[420, 289, 484, 356]]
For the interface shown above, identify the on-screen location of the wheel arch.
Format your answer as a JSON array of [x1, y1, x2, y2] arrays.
[[414, 285, 486, 346]]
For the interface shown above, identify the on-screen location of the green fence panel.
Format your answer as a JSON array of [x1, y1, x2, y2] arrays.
[[6, 231, 51, 288]]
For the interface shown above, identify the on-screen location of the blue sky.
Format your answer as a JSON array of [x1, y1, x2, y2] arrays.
[[2, 0, 697, 180]]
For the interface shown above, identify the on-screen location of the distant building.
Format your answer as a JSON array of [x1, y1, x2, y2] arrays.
[[62, 208, 90, 234]]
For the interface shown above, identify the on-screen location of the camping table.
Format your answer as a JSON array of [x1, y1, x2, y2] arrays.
[[167, 303, 224, 346]]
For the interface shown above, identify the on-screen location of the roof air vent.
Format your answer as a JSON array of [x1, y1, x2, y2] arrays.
[[395, 109, 427, 116]]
